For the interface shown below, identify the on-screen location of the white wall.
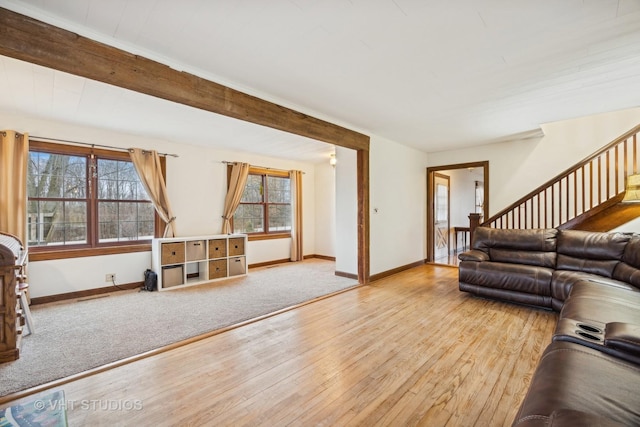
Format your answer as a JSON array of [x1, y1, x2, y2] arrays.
[[334, 146, 358, 275], [612, 217, 640, 233], [314, 161, 336, 257], [369, 136, 429, 275], [427, 107, 640, 217], [2, 112, 337, 297], [445, 169, 478, 228], [333, 134, 431, 277]]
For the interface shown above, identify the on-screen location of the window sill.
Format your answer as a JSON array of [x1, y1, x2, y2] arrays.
[[247, 233, 291, 242], [29, 244, 151, 262]]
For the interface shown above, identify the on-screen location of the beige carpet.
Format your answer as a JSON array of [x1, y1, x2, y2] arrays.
[[0, 259, 358, 397]]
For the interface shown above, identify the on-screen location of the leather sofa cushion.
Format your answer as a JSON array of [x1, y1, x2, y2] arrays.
[[555, 230, 630, 277], [459, 261, 553, 296], [550, 270, 634, 305], [512, 341, 640, 426], [489, 248, 556, 269], [473, 227, 558, 252], [556, 254, 619, 278], [612, 262, 640, 288], [558, 280, 640, 326], [472, 227, 557, 268], [459, 282, 552, 308], [557, 229, 630, 259], [621, 235, 640, 268], [613, 236, 640, 288]]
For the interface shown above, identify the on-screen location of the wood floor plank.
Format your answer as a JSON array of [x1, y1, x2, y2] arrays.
[[477, 309, 557, 427], [0, 265, 557, 426], [388, 305, 505, 425], [349, 297, 498, 426]]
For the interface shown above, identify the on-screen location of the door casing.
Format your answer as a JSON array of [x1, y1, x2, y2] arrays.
[[426, 161, 489, 263]]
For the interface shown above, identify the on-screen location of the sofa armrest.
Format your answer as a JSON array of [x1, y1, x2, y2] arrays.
[[458, 250, 489, 262], [604, 322, 640, 357]]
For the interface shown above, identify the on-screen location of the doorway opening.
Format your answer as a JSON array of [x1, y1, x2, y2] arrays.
[[427, 161, 489, 265]]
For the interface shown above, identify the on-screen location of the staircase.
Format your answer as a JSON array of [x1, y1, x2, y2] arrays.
[[481, 124, 640, 232]]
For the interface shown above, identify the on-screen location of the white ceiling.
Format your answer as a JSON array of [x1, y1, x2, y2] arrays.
[[1, 0, 640, 160], [0, 55, 333, 162]]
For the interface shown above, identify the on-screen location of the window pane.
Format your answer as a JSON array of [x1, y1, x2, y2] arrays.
[[138, 203, 155, 240], [138, 182, 150, 200], [98, 178, 117, 199], [240, 175, 263, 203], [27, 200, 87, 246], [139, 203, 155, 222], [268, 204, 291, 232], [233, 204, 264, 233], [138, 222, 155, 239], [119, 219, 138, 241], [98, 201, 154, 242], [65, 223, 87, 243], [118, 161, 136, 180], [118, 179, 140, 200], [65, 201, 88, 243], [98, 202, 119, 241], [267, 176, 290, 203], [28, 152, 86, 199], [27, 200, 59, 246], [64, 173, 86, 198], [436, 184, 448, 222], [98, 159, 119, 180], [97, 159, 150, 201]]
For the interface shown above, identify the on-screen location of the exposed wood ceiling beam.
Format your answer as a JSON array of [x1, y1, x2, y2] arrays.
[[0, 7, 370, 151]]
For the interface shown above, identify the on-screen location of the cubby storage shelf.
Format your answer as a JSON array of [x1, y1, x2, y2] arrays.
[[151, 234, 248, 291]]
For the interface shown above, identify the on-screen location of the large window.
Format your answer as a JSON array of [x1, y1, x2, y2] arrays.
[[232, 168, 291, 237], [27, 141, 159, 257]]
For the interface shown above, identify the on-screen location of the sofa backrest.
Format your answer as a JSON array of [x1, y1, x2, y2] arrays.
[[556, 229, 631, 278], [612, 234, 640, 288], [472, 227, 557, 268]]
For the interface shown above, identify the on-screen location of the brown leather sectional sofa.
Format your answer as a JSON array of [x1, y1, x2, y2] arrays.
[[458, 227, 640, 426]]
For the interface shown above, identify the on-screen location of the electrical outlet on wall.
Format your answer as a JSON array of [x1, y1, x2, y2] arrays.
[[105, 273, 116, 282]]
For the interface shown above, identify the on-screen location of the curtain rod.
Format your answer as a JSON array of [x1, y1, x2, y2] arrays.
[[221, 161, 305, 174], [31, 136, 179, 158], [1, 131, 24, 137]]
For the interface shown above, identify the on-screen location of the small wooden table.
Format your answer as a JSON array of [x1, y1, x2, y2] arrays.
[[453, 227, 470, 253]]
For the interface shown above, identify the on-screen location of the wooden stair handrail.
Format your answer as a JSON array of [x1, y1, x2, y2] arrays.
[[482, 123, 640, 229]]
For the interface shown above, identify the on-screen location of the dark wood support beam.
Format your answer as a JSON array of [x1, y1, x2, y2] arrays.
[[0, 7, 369, 151], [357, 149, 370, 284]]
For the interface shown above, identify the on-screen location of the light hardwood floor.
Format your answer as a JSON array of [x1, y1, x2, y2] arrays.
[[3, 264, 557, 426]]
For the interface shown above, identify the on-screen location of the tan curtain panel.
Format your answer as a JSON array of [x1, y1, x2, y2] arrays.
[[222, 162, 250, 234], [0, 130, 29, 245], [290, 170, 303, 261], [129, 148, 177, 238]]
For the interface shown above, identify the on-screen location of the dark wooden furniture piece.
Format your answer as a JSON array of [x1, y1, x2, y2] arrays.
[[0, 232, 28, 362], [453, 226, 470, 253]]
